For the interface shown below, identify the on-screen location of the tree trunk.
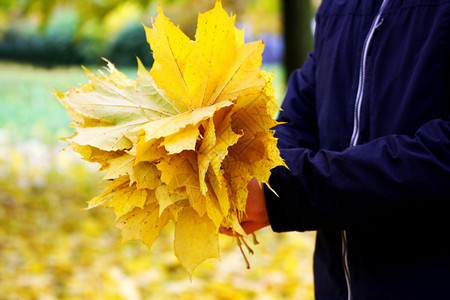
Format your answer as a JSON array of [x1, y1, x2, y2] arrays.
[[282, 0, 314, 79]]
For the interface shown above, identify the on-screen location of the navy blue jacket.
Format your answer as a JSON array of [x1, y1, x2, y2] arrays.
[[264, 1, 450, 299]]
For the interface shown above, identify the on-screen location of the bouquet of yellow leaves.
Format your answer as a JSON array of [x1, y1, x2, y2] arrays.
[[56, 0, 285, 276]]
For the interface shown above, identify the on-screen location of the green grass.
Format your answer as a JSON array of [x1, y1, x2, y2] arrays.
[[0, 61, 286, 145], [0, 62, 73, 143], [0, 62, 140, 145]]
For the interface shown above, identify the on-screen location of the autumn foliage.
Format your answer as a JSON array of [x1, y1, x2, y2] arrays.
[[56, 0, 285, 276]]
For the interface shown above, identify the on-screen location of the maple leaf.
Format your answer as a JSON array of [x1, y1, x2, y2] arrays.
[[56, 59, 182, 151], [146, 1, 265, 109], [115, 201, 171, 249], [174, 207, 220, 278], [57, 0, 285, 277]]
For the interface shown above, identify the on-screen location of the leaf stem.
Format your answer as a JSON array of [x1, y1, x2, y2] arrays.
[[236, 237, 250, 269], [251, 233, 259, 245], [240, 236, 254, 255]]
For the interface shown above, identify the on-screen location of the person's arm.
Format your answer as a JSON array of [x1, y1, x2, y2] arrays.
[[275, 53, 320, 151], [258, 45, 450, 233], [266, 112, 450, 233]]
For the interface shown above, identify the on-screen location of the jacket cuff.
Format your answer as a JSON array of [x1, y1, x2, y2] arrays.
[[264, 166, 306, 232]]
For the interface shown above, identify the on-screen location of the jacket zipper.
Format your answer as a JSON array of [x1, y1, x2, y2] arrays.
[[343, 1, 389, 299], [349, 0, 388, 147]]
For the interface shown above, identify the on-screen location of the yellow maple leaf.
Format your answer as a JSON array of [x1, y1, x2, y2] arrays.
[[132, 161, 161, 190], [134, 134, 167, 165], [102, 152, 135, 180], [57, 0, 285, 277], [139, 100, 234, 143], [68, 142, 123, 171], [88, 177, 151, 218], [115, 201, 171, 249], [146, 1, 265, 109], [56, 58, 179, 151], [174, 207, 219, 278], [204, 181, 225, 229]]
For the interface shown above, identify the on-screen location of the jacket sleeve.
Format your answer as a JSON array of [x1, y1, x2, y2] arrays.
[[265, 61, 450, 232], [275, 53, 320, 152]]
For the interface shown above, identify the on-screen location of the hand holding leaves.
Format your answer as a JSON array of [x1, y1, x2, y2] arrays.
[[220, 178, 270, 236]]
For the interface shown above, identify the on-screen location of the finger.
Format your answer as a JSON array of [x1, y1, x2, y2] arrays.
[[240, 221, 267, 235], [239, 212, 249, 222], [218, 226, 242, 237]]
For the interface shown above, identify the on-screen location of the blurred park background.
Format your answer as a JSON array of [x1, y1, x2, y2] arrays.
[[0, 0, 320, 299]]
